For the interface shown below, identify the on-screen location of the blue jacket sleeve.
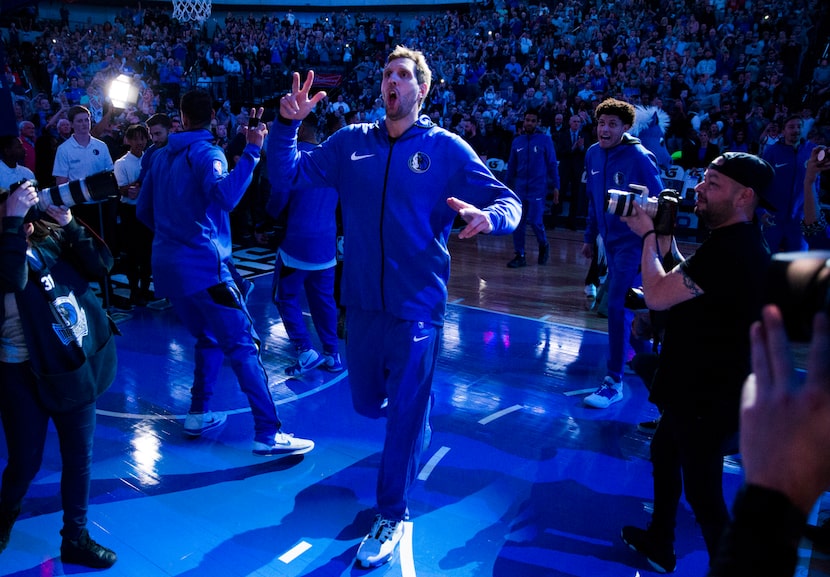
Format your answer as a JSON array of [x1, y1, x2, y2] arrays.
[[199, 143, 261, 212]]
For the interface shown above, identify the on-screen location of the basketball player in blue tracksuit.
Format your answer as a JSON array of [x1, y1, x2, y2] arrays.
[[268, 46, 521, 568], [582, 98, 664, 409], [760, 115, 814, 252], [267, 112, 342, 375], [138, 90, 313, 457]]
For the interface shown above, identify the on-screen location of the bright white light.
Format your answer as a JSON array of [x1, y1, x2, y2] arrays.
[[109, 74, 139, 109]]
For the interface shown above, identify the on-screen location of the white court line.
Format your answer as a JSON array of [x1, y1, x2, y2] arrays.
[[417, 446, 451, 481], [278, 540, 312, 563], [96, 370, 348, 420], [563, 387, 597, 397], [478, 404, 523, 425], [400, 521, 416, 577]]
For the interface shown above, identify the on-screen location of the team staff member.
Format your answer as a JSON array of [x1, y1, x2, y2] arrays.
[[620, 152, 773, 572], [269, 46, 521, 568], [137, 90, 313, 457], [582, 98, 663, 408]]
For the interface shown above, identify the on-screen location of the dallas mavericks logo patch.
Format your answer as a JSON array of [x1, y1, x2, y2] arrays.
[[50, 292, 89, 347], [408, 152, 430, 174], [613, 171, 626, 186]]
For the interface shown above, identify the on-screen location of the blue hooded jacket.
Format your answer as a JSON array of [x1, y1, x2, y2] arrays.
[[762, 139, 815, 222], [267, 115, 521, 325], [505, 129, 560, 200], [266, 140, 337, 267], [137, 128, 260, 297], [583, 133, 663, 248]]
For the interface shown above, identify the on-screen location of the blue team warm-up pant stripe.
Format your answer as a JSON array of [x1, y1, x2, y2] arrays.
[[346, 309, 441, 521]]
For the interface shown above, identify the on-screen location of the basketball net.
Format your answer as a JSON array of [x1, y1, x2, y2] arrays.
[[172, 0, 211, 23]]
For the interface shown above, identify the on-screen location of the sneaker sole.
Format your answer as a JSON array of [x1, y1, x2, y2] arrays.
[[357, 544, 400, 568], [252, 443, 315, 457], [285, 357, 325, 376], [583, 394, 623, 409], [183, 418, 227, 438], [358, 554, 393, 569]]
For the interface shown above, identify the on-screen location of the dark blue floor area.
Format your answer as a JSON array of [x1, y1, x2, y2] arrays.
[[0, 272, 795, 576]]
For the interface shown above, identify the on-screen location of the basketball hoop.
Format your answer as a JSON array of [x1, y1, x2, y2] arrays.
[[172, 0, 211, 23]]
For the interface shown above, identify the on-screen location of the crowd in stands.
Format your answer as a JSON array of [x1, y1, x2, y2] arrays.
[[3, 0, 830, 202]]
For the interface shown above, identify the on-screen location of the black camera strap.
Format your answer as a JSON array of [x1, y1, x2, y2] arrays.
[[26, 247, 84, 347]]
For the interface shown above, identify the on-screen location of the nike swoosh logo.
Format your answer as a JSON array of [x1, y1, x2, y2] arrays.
[[413, 335, 430, 343], [351, 152, 375, 161], [774, 163, 787, 168], [591, 169, 600, 175], [516, 147, 526, 152]]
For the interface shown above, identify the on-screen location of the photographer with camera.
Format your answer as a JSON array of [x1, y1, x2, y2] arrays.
[[619, 152, 774, 572], [581, 98, 664, 408], [0, 180, 118, 567]]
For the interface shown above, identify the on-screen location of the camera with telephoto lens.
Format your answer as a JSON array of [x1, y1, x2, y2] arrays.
[[1, 171, 119, 223], [766, 251, 830, 342], [605, 185, 681, 236]]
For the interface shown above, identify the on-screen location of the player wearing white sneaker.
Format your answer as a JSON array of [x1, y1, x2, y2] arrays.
[[138, 91, 313, 455], [269, 46, 521, 569]]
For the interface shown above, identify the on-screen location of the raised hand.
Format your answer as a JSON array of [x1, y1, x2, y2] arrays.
[[245, 106, 267, 147], [279, 71, 327, 121], [741, 304, 830, 514], [4, 181, 38, 218]]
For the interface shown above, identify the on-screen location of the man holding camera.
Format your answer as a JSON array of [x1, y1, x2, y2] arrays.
[[619, 152, 774, 572], [581, 98, 664, 408]]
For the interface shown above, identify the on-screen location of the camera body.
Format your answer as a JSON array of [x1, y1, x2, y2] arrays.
[[3, 171, 119, 223], [605, 185, 681, 236]]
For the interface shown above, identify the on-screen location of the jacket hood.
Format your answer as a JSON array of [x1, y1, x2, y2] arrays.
[[166, 129, 213, 153], [620, 132, 643, 146]]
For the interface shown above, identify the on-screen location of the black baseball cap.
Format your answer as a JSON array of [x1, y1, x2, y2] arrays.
[[708, 152, 776, 211]]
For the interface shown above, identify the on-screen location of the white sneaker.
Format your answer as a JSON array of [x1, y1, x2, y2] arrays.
[[322, 352, 345, 372], [584, 284, 597, 299], [183, 411, 227, 438], [252, 431, 314, 456], [285, 348, 324, 376], [356, 514, 404, 568], [584, 377, 624, 408]]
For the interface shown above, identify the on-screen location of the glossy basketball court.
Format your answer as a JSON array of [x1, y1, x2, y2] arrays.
[[0, 231, 827, 577]]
